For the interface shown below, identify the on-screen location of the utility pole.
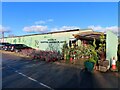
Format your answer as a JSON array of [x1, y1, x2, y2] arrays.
[[0, 26, 10, 42], [2, 31, 4, 42]]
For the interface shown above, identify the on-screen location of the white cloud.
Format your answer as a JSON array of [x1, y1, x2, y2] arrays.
[[35, 20, 46, 25], [88, 25, 104, 32], [35, 19, 54, 25], [88, 25, 118, 35], [47, 19, 53, 22], [23, 25, 48, 33], [51, 26, 80, 32], [0, 25, 10, 33], [105, 26, 118, 32]]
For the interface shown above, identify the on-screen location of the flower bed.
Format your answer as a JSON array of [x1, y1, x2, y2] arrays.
[[21, 49, 34, 56], [20, 49, 63, 62]]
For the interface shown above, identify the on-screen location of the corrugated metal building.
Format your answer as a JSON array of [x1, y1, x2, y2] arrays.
[[1, 29, 94, 52]]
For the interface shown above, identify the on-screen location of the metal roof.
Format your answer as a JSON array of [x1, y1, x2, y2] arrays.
[[3, 29, 93, 38], [73, 31, 106, 41]]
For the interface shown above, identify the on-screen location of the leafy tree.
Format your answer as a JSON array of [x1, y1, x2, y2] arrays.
[[118, 37, 120, 44]]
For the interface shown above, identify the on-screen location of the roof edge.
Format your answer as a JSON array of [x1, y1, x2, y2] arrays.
[[4, 28, 93, 38]]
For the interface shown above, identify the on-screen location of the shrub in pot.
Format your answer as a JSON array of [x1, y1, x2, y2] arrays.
[[84, 58, 96, 72], [97, 33, 106, 61], [84, 47, 98, 72]]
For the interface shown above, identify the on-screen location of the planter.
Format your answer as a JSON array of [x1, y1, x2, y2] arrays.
[[98, 60, 109, 67], [84, 61, 94, 72], [98, 60, 109, 72], [99, 66, 108, 72]]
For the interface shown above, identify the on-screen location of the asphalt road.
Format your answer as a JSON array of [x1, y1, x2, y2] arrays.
[[1, 51, 120, 89]]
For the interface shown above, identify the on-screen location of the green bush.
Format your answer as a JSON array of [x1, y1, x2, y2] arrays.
[[116, 60, 120, 71], [89, 58, 96, 64], [85, 58, 96, 65]]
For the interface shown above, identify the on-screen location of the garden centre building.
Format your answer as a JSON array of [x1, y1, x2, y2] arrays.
[[0, 29, 118, 68], [1, 29, 96, 52]]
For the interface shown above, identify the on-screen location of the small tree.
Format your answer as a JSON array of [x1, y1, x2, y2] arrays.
[[62, 41, 69, 60], [98, 33, 106, 52], [98, 33, 106, 61]]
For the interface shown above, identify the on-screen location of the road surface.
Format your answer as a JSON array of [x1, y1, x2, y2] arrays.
[[1, 51, 120, 89]]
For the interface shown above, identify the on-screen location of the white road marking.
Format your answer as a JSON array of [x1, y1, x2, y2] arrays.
[[28, 77, 38, 82], [7, 65, 54, 90]]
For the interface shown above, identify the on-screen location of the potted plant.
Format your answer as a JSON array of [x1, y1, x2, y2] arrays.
[[84, 39, 98, 72], [98, 33, 106, 61], [84, 58, 96, 72], [84, 49, 98, 72]]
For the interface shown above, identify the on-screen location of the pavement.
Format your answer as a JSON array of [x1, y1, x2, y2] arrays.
[[1, 50, 120, 89]]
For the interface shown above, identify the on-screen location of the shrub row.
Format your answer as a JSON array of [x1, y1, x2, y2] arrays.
[[20, 49, 63, 62]]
